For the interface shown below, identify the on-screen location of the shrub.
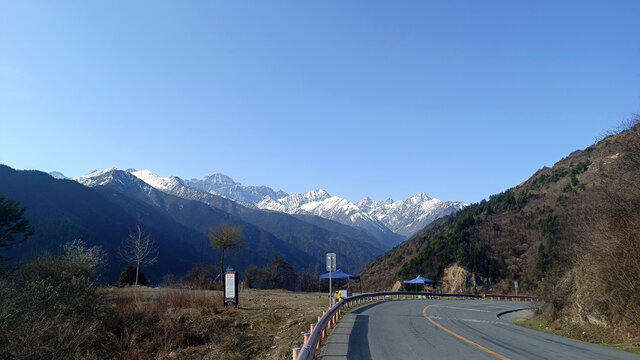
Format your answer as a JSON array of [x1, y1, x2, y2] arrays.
[[117, 265, 149, 286], [182, 263, 219, 289], [0, 255, 113, 360]]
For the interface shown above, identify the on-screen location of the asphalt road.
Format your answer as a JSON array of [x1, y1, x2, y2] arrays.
[[323, 299, 639, 360]]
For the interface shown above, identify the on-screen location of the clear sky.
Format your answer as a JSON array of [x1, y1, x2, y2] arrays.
[[1, 1, 639, 204]]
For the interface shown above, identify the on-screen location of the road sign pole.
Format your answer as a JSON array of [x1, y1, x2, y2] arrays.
[[329, 269, 332, 307], [327, 252, 336, 308]]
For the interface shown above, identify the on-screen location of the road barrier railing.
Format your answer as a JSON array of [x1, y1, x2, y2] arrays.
[[294, 291, 540, 360], [484, 294, 543, 301]]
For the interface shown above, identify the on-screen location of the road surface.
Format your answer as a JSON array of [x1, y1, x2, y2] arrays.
[[323, 299, 639, 360]]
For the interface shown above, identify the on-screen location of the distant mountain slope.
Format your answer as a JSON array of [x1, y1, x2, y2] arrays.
[[87, 171, 319, 272], [77, 168, 385, 271], [0, 165, 389, 286], [0, 165, 209, 282]]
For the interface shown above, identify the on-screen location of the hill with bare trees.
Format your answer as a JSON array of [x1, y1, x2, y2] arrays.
[[360, 118, 640, 340]]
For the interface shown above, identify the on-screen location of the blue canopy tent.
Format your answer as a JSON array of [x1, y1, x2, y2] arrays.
[[319, 268, 360, 280], [403, 275, 436, 291], [319, 269, 362, 293], [403, 275, 436, 284]]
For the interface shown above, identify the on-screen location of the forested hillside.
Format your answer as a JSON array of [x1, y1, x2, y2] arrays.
[[360, 119, 640, 339]]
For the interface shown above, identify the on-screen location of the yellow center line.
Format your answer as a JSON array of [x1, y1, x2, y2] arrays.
[[422, 304, 510, 360]]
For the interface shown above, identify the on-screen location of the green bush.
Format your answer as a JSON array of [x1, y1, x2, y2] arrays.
[[117, 265, 149, 286]]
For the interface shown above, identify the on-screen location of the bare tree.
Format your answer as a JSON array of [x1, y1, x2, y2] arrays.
[[208, 222, 244, 284], [119, 224, 158, 286]]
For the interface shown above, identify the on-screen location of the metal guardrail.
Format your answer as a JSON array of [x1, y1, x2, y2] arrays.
[[485, 294, 543, 301], [294, 291, 540, 360]]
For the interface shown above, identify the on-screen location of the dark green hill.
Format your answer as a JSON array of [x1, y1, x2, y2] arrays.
[[0, 165, 205, 282]]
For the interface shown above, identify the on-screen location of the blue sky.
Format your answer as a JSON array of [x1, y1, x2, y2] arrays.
[[1, 1, 639, 204]]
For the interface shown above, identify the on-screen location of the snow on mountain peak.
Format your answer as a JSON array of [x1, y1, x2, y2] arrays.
[[72, 167, 465, 239], [409, 192, 431, 202], [200, 173, 238, 186], [131, 170, 185, 192], [184, 173, 287, 206], [73, 167, 121, 186], [49, 171, 67, 179]]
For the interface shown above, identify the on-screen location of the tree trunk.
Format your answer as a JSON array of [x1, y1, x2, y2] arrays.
[[135, 258, 140, 286], [220, 250, 225, 290]]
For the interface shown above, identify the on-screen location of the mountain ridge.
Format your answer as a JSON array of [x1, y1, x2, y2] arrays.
[[73, 167, 387, 272], [76, 168, 466, 245]]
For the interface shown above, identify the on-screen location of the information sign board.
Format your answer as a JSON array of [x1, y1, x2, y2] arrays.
[[224, 270, 239, 307]]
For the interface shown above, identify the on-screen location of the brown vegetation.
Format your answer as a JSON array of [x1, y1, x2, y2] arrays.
[[0, 243, 328, 359], [103, 287, 327, 359], [1, 275, 328, 360], [554, 119, 640, 339], [359, 117, 640, 343]]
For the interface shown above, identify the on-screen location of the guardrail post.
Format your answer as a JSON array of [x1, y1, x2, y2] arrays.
[[303, 332, 310, 345], [292, 346, 300, 360], [310, 323, 316, 334]]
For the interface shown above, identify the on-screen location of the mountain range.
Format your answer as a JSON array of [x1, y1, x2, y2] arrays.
[[127, 169, 466, 240], [0, 165, 465, 283]]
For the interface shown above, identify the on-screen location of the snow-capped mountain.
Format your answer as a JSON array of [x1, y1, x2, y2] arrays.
[[258, 189, 466, 239], [75, 168, 464, 245], [357, 193, 467, 236], [68, 167, 389, 270], [49, 171, 68, 179], [185, 173, 287, 207], [74, 168, 159, 201], [258, 190, 404, 247], [75, 168, 146, 190], [130, 169, 196, 199], [127, 169, 238, 210]]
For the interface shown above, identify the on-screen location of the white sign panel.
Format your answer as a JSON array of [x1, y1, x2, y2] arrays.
[[225, 273, 236, 298], [326, 252, 336, 272]]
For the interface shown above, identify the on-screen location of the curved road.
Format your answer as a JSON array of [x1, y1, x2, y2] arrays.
[[323, 300, 639, 360]]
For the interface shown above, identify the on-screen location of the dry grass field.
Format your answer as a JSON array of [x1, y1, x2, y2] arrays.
[[101, 287, 330, 359]]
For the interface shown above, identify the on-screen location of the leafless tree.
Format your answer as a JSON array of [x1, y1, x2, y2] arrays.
[[208, 222, 244, 284], [119, 223, 158, 286]]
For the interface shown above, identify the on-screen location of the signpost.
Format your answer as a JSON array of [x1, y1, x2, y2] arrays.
[[224, 268, 239, 307], [326, 253, 336, 307]]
